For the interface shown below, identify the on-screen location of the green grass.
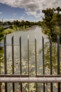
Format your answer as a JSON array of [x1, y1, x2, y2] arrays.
[[0, 48, 4, 63], [0, 27, 4, 42], [0, 24, 34, 42], [3, 28, 15, 34]]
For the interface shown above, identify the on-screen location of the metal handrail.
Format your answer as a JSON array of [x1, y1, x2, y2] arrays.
[[0, 76, 61, 83]]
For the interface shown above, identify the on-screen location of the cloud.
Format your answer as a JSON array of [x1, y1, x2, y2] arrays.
[[0, 18, 15, 22], [19, 13, 25, 21], [0, 0, 61, 17], [0, 11, 2, 15], [19, 16, 41, 22]]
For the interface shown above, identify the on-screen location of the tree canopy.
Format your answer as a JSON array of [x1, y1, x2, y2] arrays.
[[42, 7, 61, 41]]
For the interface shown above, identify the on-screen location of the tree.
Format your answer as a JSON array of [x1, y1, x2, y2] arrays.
[[13, 20, 21, 27], [55, 7, 61, 35], [56, 7, 61, 14], [42, 8, 55, 36]]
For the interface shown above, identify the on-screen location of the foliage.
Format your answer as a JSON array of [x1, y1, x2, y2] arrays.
[[0, 27, 4, 42], [3, 28, 15, 34], [0, 20, 37, 42], [41, 7, 61, 42], [45, 43, 57, 73], [0, 48, 4, 63], [12, 20, 36, 28]]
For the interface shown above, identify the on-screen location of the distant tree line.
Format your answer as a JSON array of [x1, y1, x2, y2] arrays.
[[0, 20, 38, 42], [0, 20, 37, 28]]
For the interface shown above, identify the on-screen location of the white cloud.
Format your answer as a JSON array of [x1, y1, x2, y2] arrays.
[[20, 16, 25, 21], [1, 18, 15, 22], [19, 16, 40, 22], [0, 0, 61, 17]]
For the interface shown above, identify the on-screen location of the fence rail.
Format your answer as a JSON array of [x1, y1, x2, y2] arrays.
[[0, 76, 61, 83], [0, 36, 61, 92]]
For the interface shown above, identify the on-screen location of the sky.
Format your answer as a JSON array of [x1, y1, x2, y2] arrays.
[[0, 0, 61, 22]]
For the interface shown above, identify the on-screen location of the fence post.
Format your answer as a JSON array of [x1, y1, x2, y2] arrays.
[[12, 36, 15, 92], [42, 37, 45, 92], [27, 35, 30, 92], [0, 60, 1, 92], [4, 36, 7, 92], [19, 37, 22, 92], [57, 36, 60, 92], [35, 36, 37, 92], [50, 36, 53, 92]]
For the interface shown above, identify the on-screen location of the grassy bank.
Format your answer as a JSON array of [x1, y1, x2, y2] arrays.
[[0, 25, 35, 42], [0, 47, 4, 63], [0, 20, 37, 42], [3, 25, 32, 34], [0, 27, 4, 42]]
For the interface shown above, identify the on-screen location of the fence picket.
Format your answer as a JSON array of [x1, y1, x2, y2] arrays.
[[0, 62, 1, 92], [12, 36, 15, 92], [27, 36, 30, 92], [42, 37, 45, 92], [35, 37, 37, 92], [57, 36, 60, 92], [4, 36, 7, 92], [50, 36, 53, 92], [19, 37, 22, 92]]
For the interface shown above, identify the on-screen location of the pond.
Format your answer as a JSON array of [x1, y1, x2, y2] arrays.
[[0, 26, 58, 92]]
